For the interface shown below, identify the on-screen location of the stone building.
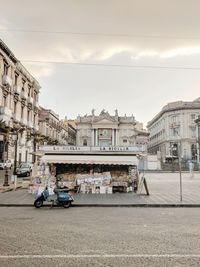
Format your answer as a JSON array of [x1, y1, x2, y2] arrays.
[[75, 109, 148, 148], [38, 109, 76, 146], [0, 38, 40, 164], [38, 107, 63, 145], [147, 98, 200, 162], [59, 118, 76, 145]]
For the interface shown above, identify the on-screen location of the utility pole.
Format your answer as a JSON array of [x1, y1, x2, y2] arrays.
[[3, 133, 9, 186], [13, 127, 24, 175]]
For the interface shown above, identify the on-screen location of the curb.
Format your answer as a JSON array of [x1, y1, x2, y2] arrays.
[[0, 203, 200, 208]]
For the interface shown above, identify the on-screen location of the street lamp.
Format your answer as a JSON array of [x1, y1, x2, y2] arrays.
[[3, 133, 9, 186], [173, 129, 183, 202], [12, 127, 24, 175]]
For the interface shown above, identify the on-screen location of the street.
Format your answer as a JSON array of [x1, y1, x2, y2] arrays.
[[0, 207, 200, 267]]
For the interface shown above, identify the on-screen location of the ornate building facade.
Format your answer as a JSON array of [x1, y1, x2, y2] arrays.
[[39, 109, 76, 146], [0, 38, 40, 164], [75, 109, 148, 148], [147, 98, 200, 162]]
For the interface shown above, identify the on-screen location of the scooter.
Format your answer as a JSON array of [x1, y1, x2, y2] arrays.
[[34, 186, 74, 208]]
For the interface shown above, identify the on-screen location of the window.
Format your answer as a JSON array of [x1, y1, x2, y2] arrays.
[[191, 114, 196, 122], [21, 107, 24, 119], [3, 96, 7, 107], [123, 139, 128, 143], [3, 62, 9, 75], [191, 128, 196, 138], [191, 144, 197, 160], [14, 73, 18, 85], [27, 110, 30, 122], [22, 79, 26, 91], [83, 139, 87, 146], [28, 85, 31, 97], [14, 102, 17, 114]]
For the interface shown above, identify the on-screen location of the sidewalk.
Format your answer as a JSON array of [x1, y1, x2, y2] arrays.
[[0, 172, 200, 207]]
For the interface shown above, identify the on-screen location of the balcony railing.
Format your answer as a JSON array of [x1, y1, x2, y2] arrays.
[[13, 114, 21, 123], [26, 140, 32, 148], [27, 121, 33, 129], [27, 96, 34, 104], [20, 118, 27, 126], [34, 124, 39, 131], [19, 138, 26, 146], [0, 107, 12, 125], [0, 106, 12, 117], [34, 101, 40, 108], [2, 75, 12, 87], [13, 85, 21, 94], [20, 90, 28, 99]]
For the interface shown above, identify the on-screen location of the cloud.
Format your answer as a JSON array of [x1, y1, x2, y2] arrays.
[[160, 47, 200, 58], [23, 62, 54, 79]]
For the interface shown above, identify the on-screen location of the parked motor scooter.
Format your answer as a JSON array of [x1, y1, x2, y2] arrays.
[[34, 186, 74, 208]]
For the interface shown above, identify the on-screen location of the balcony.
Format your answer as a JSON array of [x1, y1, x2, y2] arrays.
[[27, 96, 34, 105], [20, 90, 28, 99], [0, 106, 12, 125], [34, 101, 40, 108], [20, 118, 27, 126], [2, 75, 12, 87], [34, 124, 39, 131], [13, 113, 21, 123], [19, 138, 26, 146], [26, 140, 32, 148], [13, 85, 21, 95], [27, 121, 33, 129]]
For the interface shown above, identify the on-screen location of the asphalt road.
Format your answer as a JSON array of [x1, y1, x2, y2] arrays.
[[0, 207, 200, 267]]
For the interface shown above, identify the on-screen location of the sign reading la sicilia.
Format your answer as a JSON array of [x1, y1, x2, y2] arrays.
[[40, 145, 146, 152]]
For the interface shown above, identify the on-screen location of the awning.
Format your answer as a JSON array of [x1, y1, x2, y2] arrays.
[[41, 154, 138, 166]]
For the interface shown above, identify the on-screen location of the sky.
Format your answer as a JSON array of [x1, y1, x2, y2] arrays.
[[1, 0, 200, 127]]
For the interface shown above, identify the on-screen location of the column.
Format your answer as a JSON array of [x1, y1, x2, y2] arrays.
[[112, 129, 115, 146], [115, 129, 118, 146], [95, 129, 98, 146], [91, 129, 94, 146]]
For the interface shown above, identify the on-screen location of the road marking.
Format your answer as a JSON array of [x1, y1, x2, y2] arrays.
[[0, 254, 200, 259]]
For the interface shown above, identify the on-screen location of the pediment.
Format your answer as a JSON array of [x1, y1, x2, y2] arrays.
[[94, 118, 116, 124]]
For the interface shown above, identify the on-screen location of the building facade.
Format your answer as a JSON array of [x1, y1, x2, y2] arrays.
[[59, 118, 76, 145], [75, 109, 148, 148], [147, 98, 200, 162], [0, 38, 40, 164], [39, 107, 62, 145], [38, 108, 76, 146]]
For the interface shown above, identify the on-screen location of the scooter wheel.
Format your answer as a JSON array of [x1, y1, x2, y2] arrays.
[[34, 199, 43, 208], [63, 202, 70, 208]]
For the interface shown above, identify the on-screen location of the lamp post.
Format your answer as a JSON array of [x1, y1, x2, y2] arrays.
[[3, 133, 9, 186], [13, 127, 24, 175], [173, 129, 183, 202]]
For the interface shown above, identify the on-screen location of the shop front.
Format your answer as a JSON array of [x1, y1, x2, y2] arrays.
[[38, 146, 144, 194]]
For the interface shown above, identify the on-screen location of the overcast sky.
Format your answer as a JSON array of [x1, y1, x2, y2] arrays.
[[1, 0, 200, 127]]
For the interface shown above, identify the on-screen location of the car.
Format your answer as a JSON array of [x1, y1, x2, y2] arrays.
[[16, 162, 32, 177], [0, 162, 4, 170], [16, 166, 31, 177], [20, 162, 33, 171], [0, 160, 13, 170]]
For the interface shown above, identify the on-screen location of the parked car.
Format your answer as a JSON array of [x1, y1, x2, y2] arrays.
[[19, 162, 33, 171], [0, 160, 13, 170], [16, 162, 32, 177], [0, 162, 4, 170]]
